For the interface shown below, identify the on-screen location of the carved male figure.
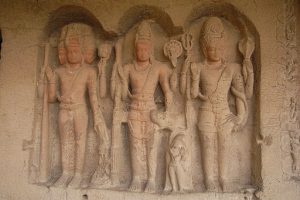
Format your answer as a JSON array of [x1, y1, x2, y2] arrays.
[[189, 17, 248, 192], [120, 21, 172, 192], [44, 24, 102, 188]]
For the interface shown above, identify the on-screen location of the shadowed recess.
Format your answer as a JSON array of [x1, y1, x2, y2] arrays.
[[118, 5, 183, 36], [45, 5, 117, 39], [0, 29, 2, 59]]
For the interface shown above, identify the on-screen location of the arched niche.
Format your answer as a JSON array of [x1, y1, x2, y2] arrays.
[[29, 5, 116, 186], [184, 2, 262, 190], [118, 5, 183, 64], [45, 5, 117, 40], [111, 6, 185, 191], [118, 4, 183, 37], [0, 29, 2, 59]]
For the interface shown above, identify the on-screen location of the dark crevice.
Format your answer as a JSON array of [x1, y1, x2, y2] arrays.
[[0, 29, 2, 59]]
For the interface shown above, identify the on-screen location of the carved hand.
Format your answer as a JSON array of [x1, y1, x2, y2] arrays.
[[232, 114, 246, 132], [45, 66, 55, 83], [242, 59, 254, 82], [198, 92, 208, 101], [182, 58, 190, 74], [165, 92, 173, 111], [223, 113, 245, 132]]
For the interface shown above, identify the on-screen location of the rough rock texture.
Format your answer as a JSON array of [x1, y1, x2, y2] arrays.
[[0, 0, 299, 200]]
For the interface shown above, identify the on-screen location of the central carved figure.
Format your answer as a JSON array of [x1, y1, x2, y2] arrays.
[[45, 24, 102, 188], [121, 21, 172, 192], [190, 17, 248, 192]]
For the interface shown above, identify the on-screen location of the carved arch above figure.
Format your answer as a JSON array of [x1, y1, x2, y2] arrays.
[[118, 4, 183, 37], [45, 5, 117, 40]]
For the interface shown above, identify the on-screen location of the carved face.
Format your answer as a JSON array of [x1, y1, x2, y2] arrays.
[[170, 141, 185, 158], [58, 48, 66, 65], [84, 48, 96, 64], [135, 41, 152, 62], [66, 45, 83, 64], [99, 43, 112, 59], [205, 44, 223, 62]]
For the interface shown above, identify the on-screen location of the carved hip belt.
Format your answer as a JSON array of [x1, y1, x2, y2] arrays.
[[130, 100, 156, 111], [128, 100, 156, 122], [59, 103, 85, 111]]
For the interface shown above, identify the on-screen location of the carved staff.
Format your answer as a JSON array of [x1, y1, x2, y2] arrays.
[[238, 35, 255, 99], [110, 38, 123, 101], [110, 38, 125, 185], [98, 42, 112, 98], [181, 33, 193, 128], [39, 42, 50, 183]]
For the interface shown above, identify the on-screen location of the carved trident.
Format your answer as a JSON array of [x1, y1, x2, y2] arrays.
[[181, 33, 194, 128], [181, 33, 193, 61], [180, 33, 194, 98]]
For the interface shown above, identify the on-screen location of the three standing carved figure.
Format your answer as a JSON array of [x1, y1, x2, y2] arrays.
[[36, 17, 254, 192]]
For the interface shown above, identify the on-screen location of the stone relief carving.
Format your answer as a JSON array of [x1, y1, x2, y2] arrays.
[[118, 21, 173, 192], [167, 134, 191, 192], [183, 17, 253, 192], [25, 3, 260, 195], [277, 0, 300, 180]]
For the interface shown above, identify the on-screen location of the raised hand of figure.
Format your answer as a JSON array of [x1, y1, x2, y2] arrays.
[[198, 92, 208, 101], [45, 66, 55, 83], [242, 59, 254, 82]]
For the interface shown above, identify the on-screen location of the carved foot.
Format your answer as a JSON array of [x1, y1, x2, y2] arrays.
[[54, 173, 73, 188], [205, 180, 220, 192], [68, 174, 82, 189], [145, 180, 156, 193], [80, 177, 91, 189], [221, 181, 240, 193], [129, 179, 145, 192], [163, 185, 172, 194], [180, 186, 194, 193]]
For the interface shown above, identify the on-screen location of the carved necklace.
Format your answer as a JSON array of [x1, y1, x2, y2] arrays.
[[134, 61, 151, 72], [128, 62, 153, 97]]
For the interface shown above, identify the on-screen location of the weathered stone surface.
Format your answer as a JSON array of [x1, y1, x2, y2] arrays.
[[0, 0, 299, 200]]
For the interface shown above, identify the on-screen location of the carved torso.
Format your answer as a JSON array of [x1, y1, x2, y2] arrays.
[[55, 64, 97, 105], [126, 61, 164, 102], [191, 61, 244, 131]]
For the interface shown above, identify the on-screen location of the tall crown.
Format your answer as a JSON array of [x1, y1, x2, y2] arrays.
[[135, 21, 152, 43], [64, 23, 83, 47], [201, 17, 224, 45]]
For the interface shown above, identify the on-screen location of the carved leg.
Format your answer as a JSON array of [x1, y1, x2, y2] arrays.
[[218, 123, 239, 192], [55, 110, 75, 187], [68, 107, 88, 189], [128, 121, 147, 192], [199, 131, 220, 192], [169, 164, 178, 192], [145, 132, 157, 193]]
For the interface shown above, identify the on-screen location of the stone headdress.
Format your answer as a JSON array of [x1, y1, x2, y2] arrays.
[[200, 17, 225, 49], [64, 23, 84, 48], [135, 20, 153, 44]]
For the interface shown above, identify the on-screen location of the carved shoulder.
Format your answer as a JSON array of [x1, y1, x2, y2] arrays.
[[156, 61, 171, 75], [123, 63, 133, 73]]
